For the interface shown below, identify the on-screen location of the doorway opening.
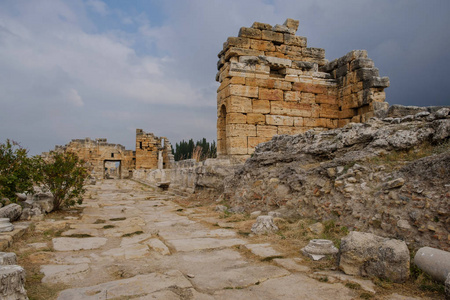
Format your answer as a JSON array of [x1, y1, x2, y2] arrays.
[[103, 160, 122, 179]]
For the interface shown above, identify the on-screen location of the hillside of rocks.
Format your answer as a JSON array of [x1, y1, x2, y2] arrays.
[[223, 107, 450, 251]]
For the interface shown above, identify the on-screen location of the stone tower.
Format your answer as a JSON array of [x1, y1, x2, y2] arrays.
[[216, 19, 389, 160]]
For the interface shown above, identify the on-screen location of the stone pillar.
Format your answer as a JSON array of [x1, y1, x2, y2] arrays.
[[158, 151, 163, 170], [0, 265, 28, 300]]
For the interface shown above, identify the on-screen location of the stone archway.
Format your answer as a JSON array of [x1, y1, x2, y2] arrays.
[[217, 104, 227, 156]]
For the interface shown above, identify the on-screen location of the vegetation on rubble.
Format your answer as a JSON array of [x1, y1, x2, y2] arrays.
[[172, 138, 217, 161], [0, 139, 37, 202], [34, 151, 88, 211]]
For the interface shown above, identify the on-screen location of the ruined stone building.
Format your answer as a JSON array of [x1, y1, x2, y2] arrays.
[[216, 19, 390, 160], [43, 129, 173, 179]]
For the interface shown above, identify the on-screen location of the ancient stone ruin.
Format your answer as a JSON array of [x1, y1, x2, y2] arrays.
[[216, 18, 389, 160], [43, 129, 173, 179]]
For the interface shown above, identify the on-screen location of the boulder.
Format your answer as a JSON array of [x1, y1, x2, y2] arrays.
[[251, 216, 278, 234], [414, 247, 450, 283], [0, 204, 22, 222], [338, 231, 410, 283]]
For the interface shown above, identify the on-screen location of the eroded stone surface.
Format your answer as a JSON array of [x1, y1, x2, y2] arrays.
[[244, 243, 283, 260], [52, 237, 107, 251]]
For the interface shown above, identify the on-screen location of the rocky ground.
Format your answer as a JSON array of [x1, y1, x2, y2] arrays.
[[9, 179, 445, 299]]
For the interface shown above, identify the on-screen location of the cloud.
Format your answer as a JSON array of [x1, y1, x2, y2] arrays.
[[66, 88, 84, 107], [85, 0, 108, 16]]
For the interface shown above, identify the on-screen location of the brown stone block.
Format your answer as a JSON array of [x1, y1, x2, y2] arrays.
[[266, 115, 294, 126], [226, 96, 253, 113], [337, 119, 350, 128], [292, 82, 327, 94], [259, 88, 284, 101], [351, 82, 364, 93], [319, 108, 339, 119], [285, 91, 301, 101], [248, 136, 271, 149], [326, 119, 338, 129], [342, 85, 352, 96], [238, 27, 262, 39], [300, 92, 315, 104], [247, 113, 265, 125], [264, 51, 287, 58], [252, 22, 272, 31], [302, 47, 325, 59], [224, 37, 250, 49], [338, 109, 356, 119], [304, 118, 327, 127], [316, 94, 336, 105], [226, 124, 257, 137], [227, 113, 247, 124], [278, 126, 306, 135], [226, 136, 248, 155], [294, 117, 304, 127], [351, 115, 361, 123], [284, 34, 307, 47], [274, 80, 292, 90], [271, 101, 313, 117], [225, 48, 264, 61], [229, 84, 258, 98], [253, 100, 270, 114], [257, 125, 278, 137], [340, 94, 359, 109], [250, 39, 276, 52], [261, 30, 283, 43]]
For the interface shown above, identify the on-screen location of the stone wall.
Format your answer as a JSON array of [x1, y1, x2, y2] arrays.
[[216, 19, 389, 160], [135, 129, 174, 170]]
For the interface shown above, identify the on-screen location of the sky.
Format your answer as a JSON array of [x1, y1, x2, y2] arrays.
[[0, 0, 449, 155]]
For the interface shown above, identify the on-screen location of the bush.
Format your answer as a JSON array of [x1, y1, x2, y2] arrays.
[[0, 139, 35, 201], [35, 151, 88, 211]]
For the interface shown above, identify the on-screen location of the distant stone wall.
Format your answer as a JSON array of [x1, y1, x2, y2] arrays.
[[135, 129, 174, 170], [216, 19, 389, 160]]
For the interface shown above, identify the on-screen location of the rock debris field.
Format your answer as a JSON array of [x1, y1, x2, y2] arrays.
[[31, 180, 422, 299]]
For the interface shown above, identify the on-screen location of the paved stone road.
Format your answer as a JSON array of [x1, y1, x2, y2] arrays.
[[38, 180, 418, 300]]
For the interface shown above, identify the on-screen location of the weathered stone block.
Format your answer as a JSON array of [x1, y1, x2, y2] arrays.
[[292, 82, 327, 94], [226, 113, 247, 124], [414, 247, 450, 283], [278, 126, 305, 135], [283, 18, 300, 31], [257, 125, 278, 137], [302, 47, 325, 59], [225, 96, 253, 113], [224, 37, 250, 49], [284, 91, 301, 102], [247, 113, 265, 125], [351, 58, 374, 71], [315, 94, 336, 104], [356, 68, 379, 80], [253, 100, 271, 114], [271, 101, 312, 117], [266, 115, 294, 126], [293, 117, 304, 127], [283, 34, 306, 47], [300, 92, 316, 104], [0, 265, 28, 300], [251, 216, 278, 234], [224, 47, 264, 61], [304, 118, 327, 127], [338, 231, 410, 283], [261, 30, 283, 43], [0, 204, 22, 222], [248, 137, 271, 149], [238, 27, 262, 39], [226, 137, 248, 155], [251, 22, 272, 31], [250, 39, 276, 52], [226, 124, 257, 137], [259, 88, 284, 101]]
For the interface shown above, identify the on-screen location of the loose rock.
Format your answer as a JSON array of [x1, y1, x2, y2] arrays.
[[251, 216, 278, 234]]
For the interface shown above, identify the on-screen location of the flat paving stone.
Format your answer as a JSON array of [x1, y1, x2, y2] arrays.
[[213, 273, 357, 300], [57, 270, 192, 300], [273, 258, 311, 272], [244, 243, 283, 260], [311, 271, 376, 293], [41, 264, 90, 284], [166, 237, 246, 252], [53, 237, 107, 251]]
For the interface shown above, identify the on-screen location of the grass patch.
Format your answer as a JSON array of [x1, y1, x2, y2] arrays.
[[122, 231, 144, 237], [103, 225, 115, 229], [110, 217, 126, 221], [345, 282, 362, 290], [66, 234, 92, 238], [93, 219, 105, 224], [359, 292, 374, 299]]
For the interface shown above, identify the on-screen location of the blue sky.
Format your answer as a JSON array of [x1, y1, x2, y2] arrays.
[[0, 0, 449, 155]]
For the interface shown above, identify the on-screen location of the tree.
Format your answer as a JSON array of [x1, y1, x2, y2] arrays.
[[173, 138, 217, 161], [36, 151, 88, 211], [0, 139, 35, 202]]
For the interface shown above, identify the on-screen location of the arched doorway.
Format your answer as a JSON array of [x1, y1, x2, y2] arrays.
[[217, 104, 227, 156]]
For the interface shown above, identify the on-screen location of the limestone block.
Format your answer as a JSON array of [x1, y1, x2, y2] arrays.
[[261, 30, 283, 43], [226, 124, 256, 137], [356, 68, 379, 81], [367, 76, 390, 88], [0, 253, 16, 265], [253, 100, 271, 114], [250, 78, 292, 90], [226, 96, 253, 113], [315, 94, 336, 104], [248, 137, 271, 149], [259, 88, 283, 101], [227, 113, 247, 124], [292, 82, 327, 94], [224, 37, 250, 49], [251, 22, 272, 31], [250, 39, 276, 52], [303, 118, 327, 128], [238, 27, 262, 39], [283, 18, 300, 31], [300, 92, 316, 104], [228, 84, 258, 98], [326, 119, 338, 129], [0, 265, 28, 300], [229, 62, 270, 78], [277, 45, 303, 57], [271, 101, 312, 117], [226, 137, 248, 155], [302, 47, 325, 59], [338, 231, 410, 283], [247, 113, 265, 125], [319, 106, 339, 119], [414, 247, 450, 283], [284, 34, 306, 47], [339, 109, 356, 119], [251, 216, 278, 234], [278, 126, 305, 135], [224, 47, 264, 61], [257, 125, 278, 137], [266, 115, 294, 126], [285, 91, 301, 102], [272, 24, 295, 34], [0, 204, 22, 222], [293, 117, 304, 127]]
